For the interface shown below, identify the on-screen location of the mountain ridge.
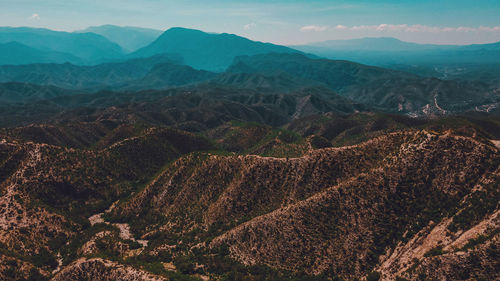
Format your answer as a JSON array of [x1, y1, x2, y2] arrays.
[[0, 41, 82, 65], [293, 37, 500, 78], [131, 27, 302, 71], [0, 27, 126, 65]]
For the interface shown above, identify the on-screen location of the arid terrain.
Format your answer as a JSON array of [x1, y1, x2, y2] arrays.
[[0, 24, 499, 281]]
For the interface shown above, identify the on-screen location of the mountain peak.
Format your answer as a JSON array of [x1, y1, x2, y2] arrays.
[[164, 27, 205, 33], [132, 27, 300, 72]]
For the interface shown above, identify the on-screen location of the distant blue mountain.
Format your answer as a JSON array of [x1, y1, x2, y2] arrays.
[[292, 37, 500, 66], [460, 41, 500, 51], [0, 41, 82, 65], [77, 25, 163, 52], [0, 27, 125, 65], [300, 37, 443, 52], [131, 27, 301, 72]]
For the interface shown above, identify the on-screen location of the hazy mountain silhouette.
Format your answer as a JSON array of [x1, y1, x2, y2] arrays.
[[0, 41, 82, 65], [0, 27, 125, 64], [77, 25, 163, 52], [293, 37, 500, 71], [131, 27, 301, 71], [297, 37, 442, 52]]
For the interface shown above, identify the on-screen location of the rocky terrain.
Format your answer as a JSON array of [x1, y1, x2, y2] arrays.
[[0, 115, 498, 280], [0, 25, 499, 281]]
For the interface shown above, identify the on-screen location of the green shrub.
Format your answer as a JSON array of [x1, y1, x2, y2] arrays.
[[461, 235, 488, 251], [174, 255, 195, 274], [31, 248, 58, 269], [366, 271, 381, 281], [278, 130, 299, 143], [310, 135, 332, 149], [3, 267, 17, 278], [124, 239, 142, 250], [48, 233, 67, 251], [424, 246, 445, 257], [27, 268, 49, 281]]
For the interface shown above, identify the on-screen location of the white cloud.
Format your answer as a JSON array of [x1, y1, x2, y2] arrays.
[[300, 25, 328, 32], [28, 13, 40, 20], [339, 24, 500, 33], [244, 22, 257, 30], [479, 26, 500, 32], [377, 24, 408, 31]]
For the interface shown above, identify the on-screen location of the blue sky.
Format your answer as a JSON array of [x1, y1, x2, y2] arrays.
[[1, 0, 500, 45]]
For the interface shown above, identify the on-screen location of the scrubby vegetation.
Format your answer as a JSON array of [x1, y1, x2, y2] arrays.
[[0, 112, 499, 280]]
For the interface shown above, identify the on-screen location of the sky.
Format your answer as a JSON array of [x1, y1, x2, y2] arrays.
[[1, 0, 500, 45]]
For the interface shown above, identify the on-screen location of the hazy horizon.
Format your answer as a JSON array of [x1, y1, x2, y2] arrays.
[[2, 24, 500, 47], [1, 0, 500, 45]]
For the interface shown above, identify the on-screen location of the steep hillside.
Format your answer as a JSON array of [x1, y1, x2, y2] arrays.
[[0, 126, 214, 279], [0, 114, 498, 280], [106, 130, 499, 280]]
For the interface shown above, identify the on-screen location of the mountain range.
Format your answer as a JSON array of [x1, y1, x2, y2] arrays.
[[0, 27, 125, 65], [293, 37, 500, 79], [0, 26, 301, 72], [2, 25, 500, 78], [130, 27, 301, 71], [1, 52, 498, 119], [0, 25, 499, 281]]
